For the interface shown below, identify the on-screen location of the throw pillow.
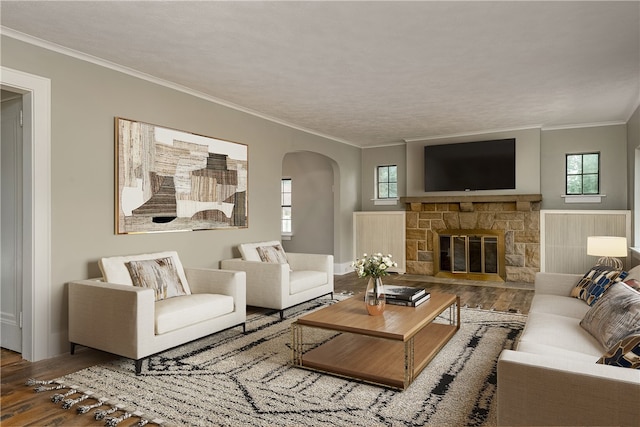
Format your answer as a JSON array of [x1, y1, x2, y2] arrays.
[[125, 257, 189, 301], [624, 279, 640, 292], [625, 264, 640, 281], [257, 244, 288, 264], [580, 282, 640, 350], [570, 265, 628, 306], [238, 241, 282, 262], [597, 334, 640, 369]]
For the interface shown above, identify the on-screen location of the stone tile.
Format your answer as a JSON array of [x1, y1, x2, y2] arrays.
[[406, 212, 418, 228], [407, 229, 427, 240]]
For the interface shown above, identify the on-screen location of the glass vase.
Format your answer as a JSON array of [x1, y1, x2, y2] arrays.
[[364, 276, 385, 316]]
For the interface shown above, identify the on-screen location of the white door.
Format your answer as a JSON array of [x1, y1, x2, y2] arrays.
[[1, 93, 23, 353]]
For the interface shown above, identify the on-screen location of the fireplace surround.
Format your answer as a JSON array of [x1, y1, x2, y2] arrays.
[[401, 194, 542, 283]]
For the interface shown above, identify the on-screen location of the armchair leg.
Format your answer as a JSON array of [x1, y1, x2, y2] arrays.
[[279, 310, 285, 321], [242, 323, 246, 334], [70, 343, 76, 355], [135, 359, 143, 375]]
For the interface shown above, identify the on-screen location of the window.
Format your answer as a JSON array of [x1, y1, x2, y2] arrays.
[[377, 165, 398, 199], [281, 178, 292, 234], [566, 153, 600, 195]]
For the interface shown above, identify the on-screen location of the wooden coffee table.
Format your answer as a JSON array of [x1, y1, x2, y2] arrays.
[[291, 292, 460, 389]]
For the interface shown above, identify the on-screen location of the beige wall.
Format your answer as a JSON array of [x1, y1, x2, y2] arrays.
[[362, 125, 630, 211], [540, 124, 628, 210], [405, 128, 541, 197], [360, 144, 406, 211], [1, 35, 360, 356]]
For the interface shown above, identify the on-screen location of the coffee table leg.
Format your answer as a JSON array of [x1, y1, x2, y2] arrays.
[[291, 321, 303, 366], [404, 337, 415, 389]]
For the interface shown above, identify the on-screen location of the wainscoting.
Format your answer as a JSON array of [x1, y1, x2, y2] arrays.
[[353, 211, 406, 273], [540, 210, 631, 273]]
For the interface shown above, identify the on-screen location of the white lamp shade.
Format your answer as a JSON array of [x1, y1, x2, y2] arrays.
[[586, 236, 628, 257]]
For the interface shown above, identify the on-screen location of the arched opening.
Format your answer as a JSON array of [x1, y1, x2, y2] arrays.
[[281, 151, 336, 256]]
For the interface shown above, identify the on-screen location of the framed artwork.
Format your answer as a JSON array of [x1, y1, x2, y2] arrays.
[[115, 117, 248, 234]]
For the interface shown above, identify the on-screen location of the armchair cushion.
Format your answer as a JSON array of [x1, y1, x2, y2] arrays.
[[99, 251, 191, 294], [290, 270, 328, 294], [155, 293, 234, 334], [238, 241, 283, 262], [126, 257, 189, 301]]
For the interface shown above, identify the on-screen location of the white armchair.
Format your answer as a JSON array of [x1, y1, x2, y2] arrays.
[[221, 241, 333, 319], [69, 251, 246, 375]]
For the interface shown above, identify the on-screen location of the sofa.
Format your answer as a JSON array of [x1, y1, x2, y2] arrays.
[[69, 251, 246, 374], [221, 241, 333, 319], [498, 269, 640, 426]]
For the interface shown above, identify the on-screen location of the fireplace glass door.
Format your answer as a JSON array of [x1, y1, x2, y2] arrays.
[[439, 234, 499, 275]]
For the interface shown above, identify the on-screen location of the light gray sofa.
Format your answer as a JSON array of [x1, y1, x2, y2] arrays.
[[69, 251, 246, 374], [498, 271, 640, 426]]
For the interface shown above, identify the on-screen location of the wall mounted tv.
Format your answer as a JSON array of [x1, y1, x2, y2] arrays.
[[424, 138, 516, 192]]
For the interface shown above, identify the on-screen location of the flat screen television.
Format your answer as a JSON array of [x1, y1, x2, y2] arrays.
[[424, 138, 516, 192]]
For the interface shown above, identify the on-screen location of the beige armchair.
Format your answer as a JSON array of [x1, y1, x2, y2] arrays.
[[69, 251, 246, 375], [221, 241, 333, 319]]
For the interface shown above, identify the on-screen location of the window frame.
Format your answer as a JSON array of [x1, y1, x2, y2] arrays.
[[565, 152, 600, 196], [376, 164, 398, 200], [281, 178, 292, 235]]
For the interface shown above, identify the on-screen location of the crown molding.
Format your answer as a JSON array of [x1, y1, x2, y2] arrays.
[[403, 125, 541, 144], [1, 27, 361, 148], [541, 120, 627, 131]]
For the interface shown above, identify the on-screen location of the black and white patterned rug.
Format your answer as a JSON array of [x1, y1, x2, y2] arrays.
[[30, 296, 525, 427]]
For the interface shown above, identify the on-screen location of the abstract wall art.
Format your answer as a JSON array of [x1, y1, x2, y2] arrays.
[[115, 118, 248, 234]]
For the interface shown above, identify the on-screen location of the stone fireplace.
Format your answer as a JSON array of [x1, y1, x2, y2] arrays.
[[400, 194, 542, 283]]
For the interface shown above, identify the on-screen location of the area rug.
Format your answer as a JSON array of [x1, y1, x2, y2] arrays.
[[28, 296, 526, 427]]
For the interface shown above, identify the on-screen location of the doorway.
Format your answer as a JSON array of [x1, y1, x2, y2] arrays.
[[1, 67, 51, 362], [1, 90, 24, 353]]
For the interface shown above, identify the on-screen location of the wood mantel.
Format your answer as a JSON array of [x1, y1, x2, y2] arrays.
[[400, 194, 542, 204], [400, 194, 542, 212]]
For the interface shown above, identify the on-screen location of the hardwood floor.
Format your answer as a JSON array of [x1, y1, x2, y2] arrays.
[[1, 273, 533, 426]]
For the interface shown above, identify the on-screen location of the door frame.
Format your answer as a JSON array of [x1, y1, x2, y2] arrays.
[[1, 66, 51, 361]]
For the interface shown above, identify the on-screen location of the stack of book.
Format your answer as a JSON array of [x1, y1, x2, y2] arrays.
[[384, 285, 431, 307]]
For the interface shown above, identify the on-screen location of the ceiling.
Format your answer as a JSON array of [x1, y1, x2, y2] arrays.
[[1, 1, 639, 148]]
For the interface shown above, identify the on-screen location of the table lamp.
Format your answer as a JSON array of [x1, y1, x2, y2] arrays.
[[586, 236, 628, 270]]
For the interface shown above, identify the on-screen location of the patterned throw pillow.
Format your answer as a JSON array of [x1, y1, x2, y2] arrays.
[[597, 334, 640, 369], [125, 257, 188, 301], [624, 279, 640, 292], [580, 283, 640, 350], [256, 244, 288, 264], [570, 265, 628, 306]]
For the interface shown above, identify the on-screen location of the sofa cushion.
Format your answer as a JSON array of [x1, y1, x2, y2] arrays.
[[290, 270, 328, 295], [99, 251, 191, 294], [518, 311, 604, 357], [256, 244, 288, 264], [155, 293, 234, 335], [126, 257, 188, 301], [570, 265, 627, 306], [597, 334, 640, 369], [580, 282, 640, 350], [516, 341, 600, 364], [238, 241, 283, 262], [528, 294, 590, 320]]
